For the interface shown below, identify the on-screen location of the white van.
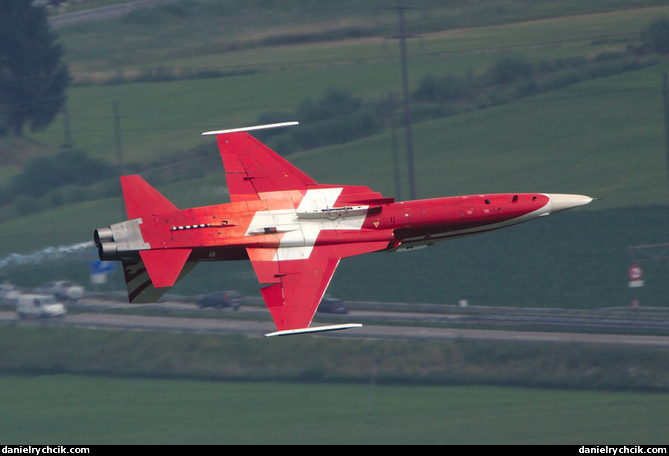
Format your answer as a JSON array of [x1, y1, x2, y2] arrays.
[[0, 284, 20, 304], [16, 294, 66, 319], [35, 281, 84, 302]]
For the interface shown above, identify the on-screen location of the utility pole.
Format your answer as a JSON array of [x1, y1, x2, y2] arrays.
[[61, 104, 73, 149], [384, 92, 403, 200], [662, 72, 669, 184], [112, 99, 125, 177], [390, 108, 403, 201], [386, 0, 418, 199]]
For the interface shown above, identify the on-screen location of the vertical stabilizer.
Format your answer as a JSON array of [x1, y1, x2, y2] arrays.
[[120, 175, 178, 219]]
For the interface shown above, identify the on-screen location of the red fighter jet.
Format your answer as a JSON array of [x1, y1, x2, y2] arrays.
[[94, 122, 593, 337]]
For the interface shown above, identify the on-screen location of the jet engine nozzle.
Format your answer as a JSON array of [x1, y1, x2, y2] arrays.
[[94, 227, 114, 246], [93, 219, 150, 261], [97, 241, 119, 261]]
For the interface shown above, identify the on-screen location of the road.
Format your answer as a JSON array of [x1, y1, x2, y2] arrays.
[[2, 297, 669, 346], [48, 0, 202, 28]]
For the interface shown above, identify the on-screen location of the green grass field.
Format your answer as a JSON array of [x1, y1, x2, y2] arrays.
[[0, 374, 667, 444], [1, 321, 667, 445]]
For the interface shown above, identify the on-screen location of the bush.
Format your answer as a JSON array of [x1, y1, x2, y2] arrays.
[[488, 55, 534, 85], [413, 75, 471, 103], [9, 149, 114, 199], [254, 87, 381, 155], [12, 194, 41, 216], [641, 18, 669, 54], [297, 87, 362, 122]]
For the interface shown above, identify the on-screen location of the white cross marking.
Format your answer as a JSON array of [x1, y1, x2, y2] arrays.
[[245, 188, 368, 261]]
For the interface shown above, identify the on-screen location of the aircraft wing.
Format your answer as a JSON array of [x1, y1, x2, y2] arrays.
[[213, 130, 316, 202], [206, 124, 394, 335], [207, 123, 392, 205], [247, 242, 388, 335]]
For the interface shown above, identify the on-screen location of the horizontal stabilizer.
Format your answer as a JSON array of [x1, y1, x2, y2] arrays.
[[265, 323, 363, 338]]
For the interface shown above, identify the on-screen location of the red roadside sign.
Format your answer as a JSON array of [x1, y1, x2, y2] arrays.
[[628, 265, 644, 287]]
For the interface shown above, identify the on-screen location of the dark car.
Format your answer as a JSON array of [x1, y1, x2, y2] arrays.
[[317, 297, 349, 314], [196, 291, 242, 310]]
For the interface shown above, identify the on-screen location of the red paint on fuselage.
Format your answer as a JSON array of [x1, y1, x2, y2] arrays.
[[135, 192, 549, 262], [383, 193, 550, 242]]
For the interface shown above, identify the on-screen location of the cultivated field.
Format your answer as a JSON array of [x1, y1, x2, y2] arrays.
[[2, 374, 668, 444]]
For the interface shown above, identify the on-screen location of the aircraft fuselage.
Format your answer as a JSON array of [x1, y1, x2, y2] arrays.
[[97, 190, 586, 263]]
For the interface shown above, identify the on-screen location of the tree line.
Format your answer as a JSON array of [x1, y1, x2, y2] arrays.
[[0, 0, 69, 137]]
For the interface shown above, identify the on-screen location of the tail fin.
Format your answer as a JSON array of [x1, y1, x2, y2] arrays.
[[118, 175, 192, 301], [120, 175, 178, 219]]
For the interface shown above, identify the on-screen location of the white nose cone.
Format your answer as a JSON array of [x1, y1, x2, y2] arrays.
[[545, 194, 594, 213]]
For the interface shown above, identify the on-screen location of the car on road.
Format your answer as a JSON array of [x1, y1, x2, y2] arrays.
[[0, 284, 20, 305], [317, 297, 349, 314], [16, 294, 66, 319], [35, 281, 84, 302], [196, 291, 242, 310]]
